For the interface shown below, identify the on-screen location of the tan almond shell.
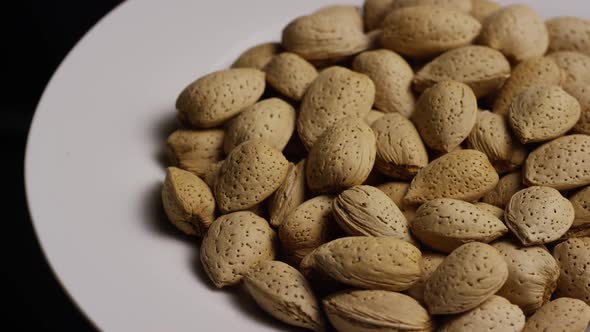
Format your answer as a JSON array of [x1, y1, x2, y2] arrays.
[[479, 4, 549, 62], [201, 160, 222, 189], [492, 239, 560, 314], [314, 5, 363, 31], [363, 0, 394, 30], [377, 182, 418, 221], [569, 84, 590, 135], [505, 186, 575, 246], [470, 0, 501, 23], [546, 17, 590, 56], [333, 185, 413, 243], [390, 0, 472, 12], [371, 113, 428, 179], [467, 111, 513, 165], [414, 46, 511, 97], [494, 140, 529, 175], [199, 211, 276, 288], [553, 237, 590, 304], [223, 98, 296, 154], [364, 109, 386, 126], [405, 149, 499, 204], [413, 81, 478, 152], [352, 49, 416, 118], [406, 251, 446, 304], [474, 202, 505, 220], [263, 52, 318, 101], [438, 296, 525, 332], [508, 85, 581, 144], [570, 186, 590, 228], [380, 6, 481, 58], [410, 198, 507, 253], [522, 298, 590, 332], [547, 51, 590, 96], [176, 68, 265, 128], [161, 167, 216, 236], [268, 160, 307, 228], [524, 134, 590, 191], [312, 237, 422, 291], [215, 140, 289, 213], [278, 195, 337, 265], [424, 242, 509, 314], [166, 129, 225, 177], [297, 67, 375, 149], [323, 290, 432, 332], [482, 172, 524, 209], [231, 42, 281, 70], [306, 117, 377, 194], [244, 261, 326, 331], [492, 57, 564, 116]]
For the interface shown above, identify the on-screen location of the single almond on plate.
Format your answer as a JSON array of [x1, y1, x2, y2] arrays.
[[380, 6, 481, 58], [215, 140, 289, 213], [311, 237, 422, 291], [424, 242, 509, 314], [570, 186, 590, 231], [505, 186, 575, 246], [553, 237, 590, 304], [411, 198, 507, 253], [390, 0, 472, 11], [470, 0, 501, 23], [268, 160, 306, 228], [231, 42, 281, 69], [364, 109, 386, 126], [523, 298, 590, 332], [438, 295, 525, 332], [492, 239, 560, 314], [297, 67, 375, 149], [479, 4, 548, 62], [352, 49, 416, 118], [314, 5, 363, 31], [200, 211, 276, 288], [482, 172, 524, 209], [323, 290, 432, 332], [414, 46, 510, 97], [306, 117, 376, 194], [223, 98, 296, 154], [371, 113, 428, 179], [474, 202, 505, 220], [377, 182, 418, 221], [467, 111, 514, 168], [263, 52, 318, 101], [166, 129, 225, 177], [508, 85, 581, 144], [405, 149, 499, 204], [406, 251, 445, 304], [176, 68, 265, 128], [546, 16, 590, 56], [161, 167, 216, 236], [363, 0, 394, 30], [547, 51, 590, 95], [333, 185, 413, 243], [244, 261, 326, 331], [524, 134, 590, 190]]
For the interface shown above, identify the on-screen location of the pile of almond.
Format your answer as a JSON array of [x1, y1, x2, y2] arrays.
[[161, 1, 590, 331]]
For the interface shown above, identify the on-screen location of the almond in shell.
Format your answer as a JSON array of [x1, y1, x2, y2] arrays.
[[166, 129, 225, 177], [482, 172, 524, 209], [523, 298, 590, 332], [406, 251, 446, 304], [470, 0, 501, 23], [547, 51, 590, 95], [314, 5, 363, 31], [546, 17, 590, 56], [474, 202, 505, 220], [570, 186, 590, 230], [438, 296, 525, 332], [390, 0, 472, 12], [364, 109, 386, 126], [553, 237, 590, 304], [363, 0, 394, 30], [569, 84, 590, 135], [268, 160, 306, 228], [377, 182, 418, 221], [467, 111, 514, 168], [231, 42, 281, 69], [263, 52, 318, 101]]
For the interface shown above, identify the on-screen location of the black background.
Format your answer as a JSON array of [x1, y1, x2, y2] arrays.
[[4, 1, 122, 330]]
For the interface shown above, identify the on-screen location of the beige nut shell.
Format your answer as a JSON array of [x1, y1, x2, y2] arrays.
[[166, 129, 225, 177], [264, 52, 318, 101], [546, 17, 590, 56], [482, 172, 524, 209], [570, 186, 590, 228], [548, 51, 590, 96], [377, 182, 418, 222], [470, 0, 501, 23], [467, 111, 514, 166], [390, 0, 472, 11], [406, 251, 446, 304], [553, 237, 590, 304], [268, 160, 306, 228], [438, 296, 525, 332], [523, 298, 590, 332], [231, 42, 281, 69], [363, 0, 394, 30]]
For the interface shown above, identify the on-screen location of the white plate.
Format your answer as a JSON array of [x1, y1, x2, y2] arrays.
[[25, 0, 589, 331]]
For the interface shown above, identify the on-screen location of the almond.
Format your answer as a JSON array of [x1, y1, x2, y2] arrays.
[[371, 113, 429, 179], [176, 68, 265, 128], [390, 0, 472, 12], [411, 198, 507, 253], [570, 186, 590, 229], [364, 109, 386, 126], [494, 141, 528, 175], [199, 211, 276, 288], [474, 202, 504, 220], [215, 140, 289, 213], [405, 149, 499, 204], [231, 42, 281, 69], [201, 161, 222, 189], [546, 17, 590, 55], [381, 6, 481, 58], [505, 186, 575, 246], [467, 111, 514, 167], [314, 5, 363, 31], [482, 172, 524, 209], [424, 242, 509, 314], [323, 290, 433, 332], [297, 67, 375, 149], [492, 57, 564, 116], [363, 0, 394, 30], [161, 167, 216, 236], [414, 46, 510, 97], [524, 134, 590, 190], [263, 52, 318, 101], [523, 298, 590, 332], [312, 237, 422, 291], [223, 98, 296, 153], [243, 261, 326, 331], [166, 129, 225, 177], [268, 160, 306, 228], [406, 251, 446, 304], [492, 239, 560, 314], [438, 296, 525, 332], [570, 84, 590, 135], [278, 196, 338, 264], [508, 85, 581, 144], [377, 182, 418, 221], [547, 51, 590, 96], [479, 4, 549, 62], [333, 185, 413, 243], [553, 237, 590, 304], [352, 49, 416, 118], [470, 0, 501, 23], [306, 117, 376, 194], [413, 81, 478, 152]]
